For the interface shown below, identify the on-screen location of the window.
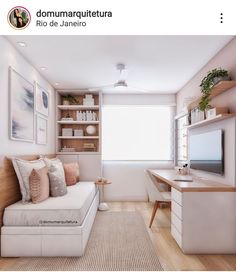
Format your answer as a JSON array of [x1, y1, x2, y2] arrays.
[[102, 106, 174, 160]]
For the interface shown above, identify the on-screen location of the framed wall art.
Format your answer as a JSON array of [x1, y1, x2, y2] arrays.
[[35, 82, 49, 117], [36, 115, 47, 145], [9, 67, 34, 142]]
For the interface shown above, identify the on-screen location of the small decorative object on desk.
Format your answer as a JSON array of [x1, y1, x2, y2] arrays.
[[178, 164, 189, 175]]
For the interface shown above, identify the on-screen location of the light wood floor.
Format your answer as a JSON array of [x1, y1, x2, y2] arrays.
[[0, 202, 236, 271]]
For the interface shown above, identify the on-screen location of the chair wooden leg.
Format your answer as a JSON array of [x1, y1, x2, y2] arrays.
[[149, 201, 159, 228]]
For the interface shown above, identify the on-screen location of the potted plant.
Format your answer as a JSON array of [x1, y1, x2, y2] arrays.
[[62, 94, 79, 105], [198, 68, 231, 111]]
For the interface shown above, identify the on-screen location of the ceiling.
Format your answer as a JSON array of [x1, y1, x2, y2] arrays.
[[6, 35, 233, 94]]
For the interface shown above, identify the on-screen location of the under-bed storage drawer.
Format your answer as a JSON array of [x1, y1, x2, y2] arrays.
[[1, 234, 42, 257]]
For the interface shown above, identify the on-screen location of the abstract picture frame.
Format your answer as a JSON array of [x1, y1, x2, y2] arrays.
[[9, 67, 35, 142], [35, 82, 49, 117], [36, 115, 48, 145]]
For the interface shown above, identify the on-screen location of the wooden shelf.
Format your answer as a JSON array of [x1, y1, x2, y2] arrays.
[[58, 105, 99, 110], [56, 152, 100, 155], [187, 81, 236, 111], [57, 121, 99, 125], [186, 114, 236, 129], [58, 136, 99, 139]]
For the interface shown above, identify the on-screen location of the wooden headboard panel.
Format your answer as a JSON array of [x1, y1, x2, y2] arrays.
[[0, 154, 55, 227]]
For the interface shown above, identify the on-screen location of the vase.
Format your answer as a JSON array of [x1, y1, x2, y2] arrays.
[[63, 100, 70, 105], [212, 75, 231, 85]]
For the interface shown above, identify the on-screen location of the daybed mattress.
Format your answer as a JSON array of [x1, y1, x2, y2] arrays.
[[3, 182, 97, 227]]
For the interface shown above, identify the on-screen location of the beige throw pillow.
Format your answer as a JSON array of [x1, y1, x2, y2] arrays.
[[12, 158, 46, 202], [29, 167, 49, 204]]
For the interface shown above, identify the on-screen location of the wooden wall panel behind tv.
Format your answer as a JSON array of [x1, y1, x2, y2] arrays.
[[0, 154, 55, 227]]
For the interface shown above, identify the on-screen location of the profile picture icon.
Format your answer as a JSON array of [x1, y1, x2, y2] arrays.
[[8, 6, 31, 29]]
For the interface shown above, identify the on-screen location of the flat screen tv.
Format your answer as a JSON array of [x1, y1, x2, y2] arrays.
[[189, 130, 224, 175]]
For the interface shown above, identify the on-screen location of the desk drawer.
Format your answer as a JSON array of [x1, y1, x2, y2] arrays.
[[171, 224, 182, 249], [171, 212, 182, 233], [172, 200, 182, 220], [171, 188, 182, 206]]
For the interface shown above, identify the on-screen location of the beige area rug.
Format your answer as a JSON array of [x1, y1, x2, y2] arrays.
[[5, 211, 163, 271]]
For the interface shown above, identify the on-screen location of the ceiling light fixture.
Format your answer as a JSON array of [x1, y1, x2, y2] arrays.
[[17, 42, 27, 47], [40, 67, 47, 71], [114, 80, 128, 88], [55, 82, 59, 86]]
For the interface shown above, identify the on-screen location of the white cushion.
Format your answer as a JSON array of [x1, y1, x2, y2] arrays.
[[43, 157, 62, 169], [3, 182, 97, 226], [12, 158, 46, 202]]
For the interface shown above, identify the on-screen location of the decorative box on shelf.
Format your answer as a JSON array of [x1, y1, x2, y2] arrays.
[[74, 129, 84, 137], [62, 128, 73, 136], [206, 107, 228, 119]]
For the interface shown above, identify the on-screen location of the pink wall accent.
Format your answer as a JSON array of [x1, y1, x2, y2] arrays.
[[177, 37, 236, 114]]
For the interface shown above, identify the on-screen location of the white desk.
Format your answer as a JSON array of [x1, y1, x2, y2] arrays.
[[149, 169, 236, 254]]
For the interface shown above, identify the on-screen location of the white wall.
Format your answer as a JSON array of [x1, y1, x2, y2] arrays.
[[103, 161, 174, 201], [0, 36, 55, 156], [103, 93, 176, 106]]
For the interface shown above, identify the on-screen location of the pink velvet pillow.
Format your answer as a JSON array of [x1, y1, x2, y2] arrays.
[[63, 163, 79, 186]]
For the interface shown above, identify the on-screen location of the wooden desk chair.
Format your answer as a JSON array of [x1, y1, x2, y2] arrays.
[[145, 170, 171, 228]]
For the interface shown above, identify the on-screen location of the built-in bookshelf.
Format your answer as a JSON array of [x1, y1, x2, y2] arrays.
[[56, 90, 102, 154]]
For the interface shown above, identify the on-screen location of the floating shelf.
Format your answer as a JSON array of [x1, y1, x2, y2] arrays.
[[57, 121, 99, 125], [58, 105, 99, 110], [186, 114, 236, 129], [58, 136, 99, 139], [187, 81, 236, 111], [56, 152, 101, 155]]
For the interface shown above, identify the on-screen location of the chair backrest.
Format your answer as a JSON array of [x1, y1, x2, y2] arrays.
[[145, 169, 166, 202]]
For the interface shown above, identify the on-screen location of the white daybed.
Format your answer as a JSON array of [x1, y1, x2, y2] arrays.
[[1, 181, 99, 257]]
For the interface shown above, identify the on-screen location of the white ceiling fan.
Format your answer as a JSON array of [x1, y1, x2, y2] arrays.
[[87, 63, 148, 93]]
